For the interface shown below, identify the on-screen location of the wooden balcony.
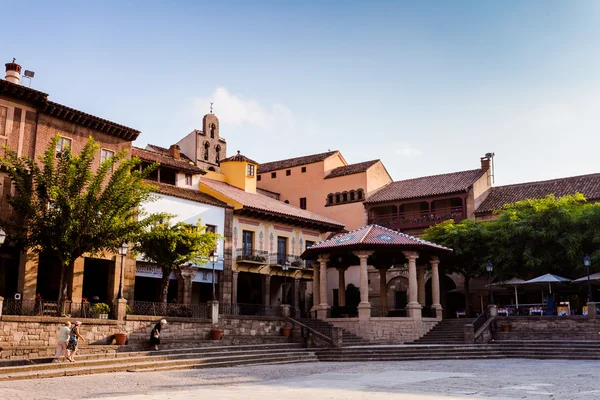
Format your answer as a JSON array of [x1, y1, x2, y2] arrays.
[[368, 206, 465, 230]]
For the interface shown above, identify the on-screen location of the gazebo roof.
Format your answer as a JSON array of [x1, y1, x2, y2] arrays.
[[301, 224, 452, 258]]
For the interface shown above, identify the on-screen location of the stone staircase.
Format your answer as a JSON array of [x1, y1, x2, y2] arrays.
[[317, 341, 600, 362], [294, 318, 371, 346], [411, 318, 475, 344], [0, 343, 318, 381]]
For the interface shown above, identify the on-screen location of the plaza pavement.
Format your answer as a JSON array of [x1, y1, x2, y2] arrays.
[[0, 359, 598, 399]]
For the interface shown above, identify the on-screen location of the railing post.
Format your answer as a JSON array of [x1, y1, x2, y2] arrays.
[[463, 323, 475, 344], [587, 302, 597, 320], [113, 298, 128, 321], [331, 326, 343, 348], [0, 296, 3, 320], [489, 304, 498, 318], [208, 300, 219, 324]]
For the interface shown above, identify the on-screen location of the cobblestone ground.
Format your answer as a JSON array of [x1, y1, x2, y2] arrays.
[[1, 359, 598, 399]]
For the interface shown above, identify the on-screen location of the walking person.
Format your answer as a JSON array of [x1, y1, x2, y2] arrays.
[[150, 319, 167, 351], [66, 321, 85, 362], [53, 321, 71, 363]]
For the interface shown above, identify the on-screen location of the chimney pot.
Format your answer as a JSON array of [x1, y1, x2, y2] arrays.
[[169, 145, 181, 160], [5, 59, 22, 85]]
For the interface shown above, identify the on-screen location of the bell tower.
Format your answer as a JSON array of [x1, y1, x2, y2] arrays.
[[195, 113, 226, 172]]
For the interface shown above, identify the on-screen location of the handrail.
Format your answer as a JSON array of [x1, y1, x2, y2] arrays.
[[287, 317, 333, 344], [472, 306, 492, 334]]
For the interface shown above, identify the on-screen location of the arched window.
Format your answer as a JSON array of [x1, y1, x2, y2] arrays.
[[327, 194, 333, 205], [350, 190, 355, 201], [335, 193, 341, 203], [342, 192, 348, 202], [204, 142, 209, 161], [284, 200, 290, 204], [357, 189, 364, 200], [215, 145, 221, 164], [208, 167, 216, 172], [210, 124, 216, 138]]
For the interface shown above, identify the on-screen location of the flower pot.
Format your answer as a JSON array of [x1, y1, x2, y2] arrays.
[[114, 333, 128, 345], [501, 323, 511, 333], [282, 327, 292, 337], [210, 329, 224, 340]]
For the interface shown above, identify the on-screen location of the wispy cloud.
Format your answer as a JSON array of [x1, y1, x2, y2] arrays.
[[395, 143, 422, 157]]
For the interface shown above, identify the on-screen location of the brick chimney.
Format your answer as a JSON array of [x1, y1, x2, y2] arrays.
[[5, 58, 21, 85], [169, 145, 181, 160], [480, 157, 490, 171]]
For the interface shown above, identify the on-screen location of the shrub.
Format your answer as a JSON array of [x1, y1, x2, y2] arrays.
[[92, 303, 111, 315]]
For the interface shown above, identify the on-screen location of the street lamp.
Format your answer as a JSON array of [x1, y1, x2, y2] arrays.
[[117, 242, 129, 299], [486, 261, 494, 305], [584, 255, 593, 302], [282, 260, 290, 304], [0, 228, 6, 245], [209, 251, 219, 301]]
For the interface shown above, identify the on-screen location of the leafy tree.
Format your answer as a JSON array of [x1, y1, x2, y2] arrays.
[[135, 215, 219, 303], [424, 219, 492, 316], [0, 134, 157, 304]]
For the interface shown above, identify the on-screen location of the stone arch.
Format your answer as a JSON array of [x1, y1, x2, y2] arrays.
[[215, 145, 221, 164], [386, 275, 409, 310], [203, 141, 210, 161]]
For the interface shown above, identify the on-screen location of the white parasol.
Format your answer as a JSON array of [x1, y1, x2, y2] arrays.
[[491, 277, 526, 308]]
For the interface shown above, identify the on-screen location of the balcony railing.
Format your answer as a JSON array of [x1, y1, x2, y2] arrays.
[[235, 248, 269, 264], [368, 206, 465, 229], [219, 302, 282, 317], [268, 253, 305, 268], [130, 301, 208, 319]]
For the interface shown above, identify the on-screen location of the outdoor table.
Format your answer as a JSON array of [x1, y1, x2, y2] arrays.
[[456, 311, 467, 318], [497, 308, 509, 316], [529, 307, 544, 316]]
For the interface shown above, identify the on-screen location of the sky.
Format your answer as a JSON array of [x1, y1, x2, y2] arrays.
[[2, 1, 600, 186]]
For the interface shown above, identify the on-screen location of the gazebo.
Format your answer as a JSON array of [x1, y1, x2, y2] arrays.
[[301, 224, 452, 321]]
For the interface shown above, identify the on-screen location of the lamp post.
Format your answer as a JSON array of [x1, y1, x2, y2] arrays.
[[209, 251, 218, 301], [486, 261, 494, 305], [282, 260, 290, 304], [0, 228, 6, 246], [117, 242, 128, 299], [584, 255, 593, 302]]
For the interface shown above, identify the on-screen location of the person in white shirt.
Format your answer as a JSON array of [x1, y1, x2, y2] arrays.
[[53, 321, 72, 363]]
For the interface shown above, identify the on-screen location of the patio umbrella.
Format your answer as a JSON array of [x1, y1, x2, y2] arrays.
[[491, 277, 526, 308], [573, 272, 600, 282], [523, 273, 571, 294]]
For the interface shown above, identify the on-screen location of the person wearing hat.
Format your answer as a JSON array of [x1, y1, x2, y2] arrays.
[[66, 321, 85, 362], [150, 319, 167, 351]]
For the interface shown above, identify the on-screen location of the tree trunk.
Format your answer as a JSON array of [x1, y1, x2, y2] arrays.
[[57, 260, 73, 304], [464, 276, 472, 317], [160, 267, 171, 304]]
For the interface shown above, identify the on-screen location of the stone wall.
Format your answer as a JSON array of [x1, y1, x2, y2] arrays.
[[494, 316, 600, 341], [327, 317, 439, 344]]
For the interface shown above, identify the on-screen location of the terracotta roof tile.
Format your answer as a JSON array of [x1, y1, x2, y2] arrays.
[[476, 173, 600, 214], [132, 147, 205, 174], [365, 169, 486, 204], [152, 182, 229, 208], [221, 151, 258, 165], [146, 144, 193, 162], [201, 178, 344, 230], [325, 160, 379, 179], [301, 225, 451, 257], [258, 151, 339, 174]]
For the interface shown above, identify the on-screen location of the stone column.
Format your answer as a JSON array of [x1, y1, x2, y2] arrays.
[[176, 265, 196, 305], [17, 250, 38, 301], [112, 298, 127, 321], [337, 267, 346, 307], [417, 265, 426, 306], [379, 268, 388, 309], [403, 251, 422, 319], [354, 250, 374, 320], [317, 256, 329, 319], [312, 265, 320, 311], [293, 278, 300, 309], [430, 256, 443, 318], [263, 275, 271, 306], [231, 270, 239, 304]]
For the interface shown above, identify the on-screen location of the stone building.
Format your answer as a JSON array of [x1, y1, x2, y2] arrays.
[[0, 59, 140, 304], [174, 113, 226, 172]]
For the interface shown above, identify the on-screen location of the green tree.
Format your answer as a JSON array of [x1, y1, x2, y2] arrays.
[[135, 215, 219, 303], [424, 219, 492, 316], [0, 134, 157, 304]]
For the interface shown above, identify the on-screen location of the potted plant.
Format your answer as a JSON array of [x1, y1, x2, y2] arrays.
[[92, 303, 111, 319], [114, 332, 128, 345], [210, 328, 224, 340], [500, 321, 511, 332], [282, 326, 293, 337]]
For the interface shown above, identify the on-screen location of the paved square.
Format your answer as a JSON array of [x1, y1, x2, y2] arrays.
[[0, 359, 598, 399]]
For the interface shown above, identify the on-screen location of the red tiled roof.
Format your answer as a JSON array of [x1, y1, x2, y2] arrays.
[[476, 173, 600, 214], [365, 169, 487, 204], [325, 160, 380, 179], [146, 144, 193, 162], [258, 151, 339, 174], [152, 182, 229, 208], [132, 147, 205, 174], [221, 151, 258, 165], [201, 178, 344, 230], [301, 225, 451, 257]]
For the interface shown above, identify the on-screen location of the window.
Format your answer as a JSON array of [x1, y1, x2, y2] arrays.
[[0, 106, 7, 136], [242, 230, 254, 256], [206, 224, 217, 234], [185, 174, 193, 185], [271, 172, 276, 179], [277, 236, 288, 264], [204, 142, 210, 161], [335, 193, 341, 203], [300, 197, 307, 210], [101, 149, 115, 171], [301, 166, 306, 173], [56, 137, 72, 154], [342, 192, 348, 202], [350, 191, 355, 201], [247, 164, 255, 177], [306, 240, 315, 249], [215, 145, 221, 164], [284, 200, 289, 204], [286, 169, 291, 176], [210, 124, 216, 138], [257, 174, 261, 181], [357, 189, 364, 200]]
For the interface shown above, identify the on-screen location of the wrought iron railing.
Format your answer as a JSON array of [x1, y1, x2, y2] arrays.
[[235, 248, 269, 263], [1, 299, 65, 317], [130, 301, 208, 319], [219, 302, 282, 317], [268, 253, 305, 268], [472, 305, 492, 333]]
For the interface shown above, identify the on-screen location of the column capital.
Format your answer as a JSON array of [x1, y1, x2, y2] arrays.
[[430, 255, 440, 265], [402, 251, 419, 260], [177, 265, 197, 280], [232, 269, 240, 276], [264, 274, 271, 282], [353, 250, 374, 259], [317, 255, 330, 264]]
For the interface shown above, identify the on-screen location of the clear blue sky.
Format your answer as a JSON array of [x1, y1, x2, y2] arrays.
[[3, 1, 599, 185]]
